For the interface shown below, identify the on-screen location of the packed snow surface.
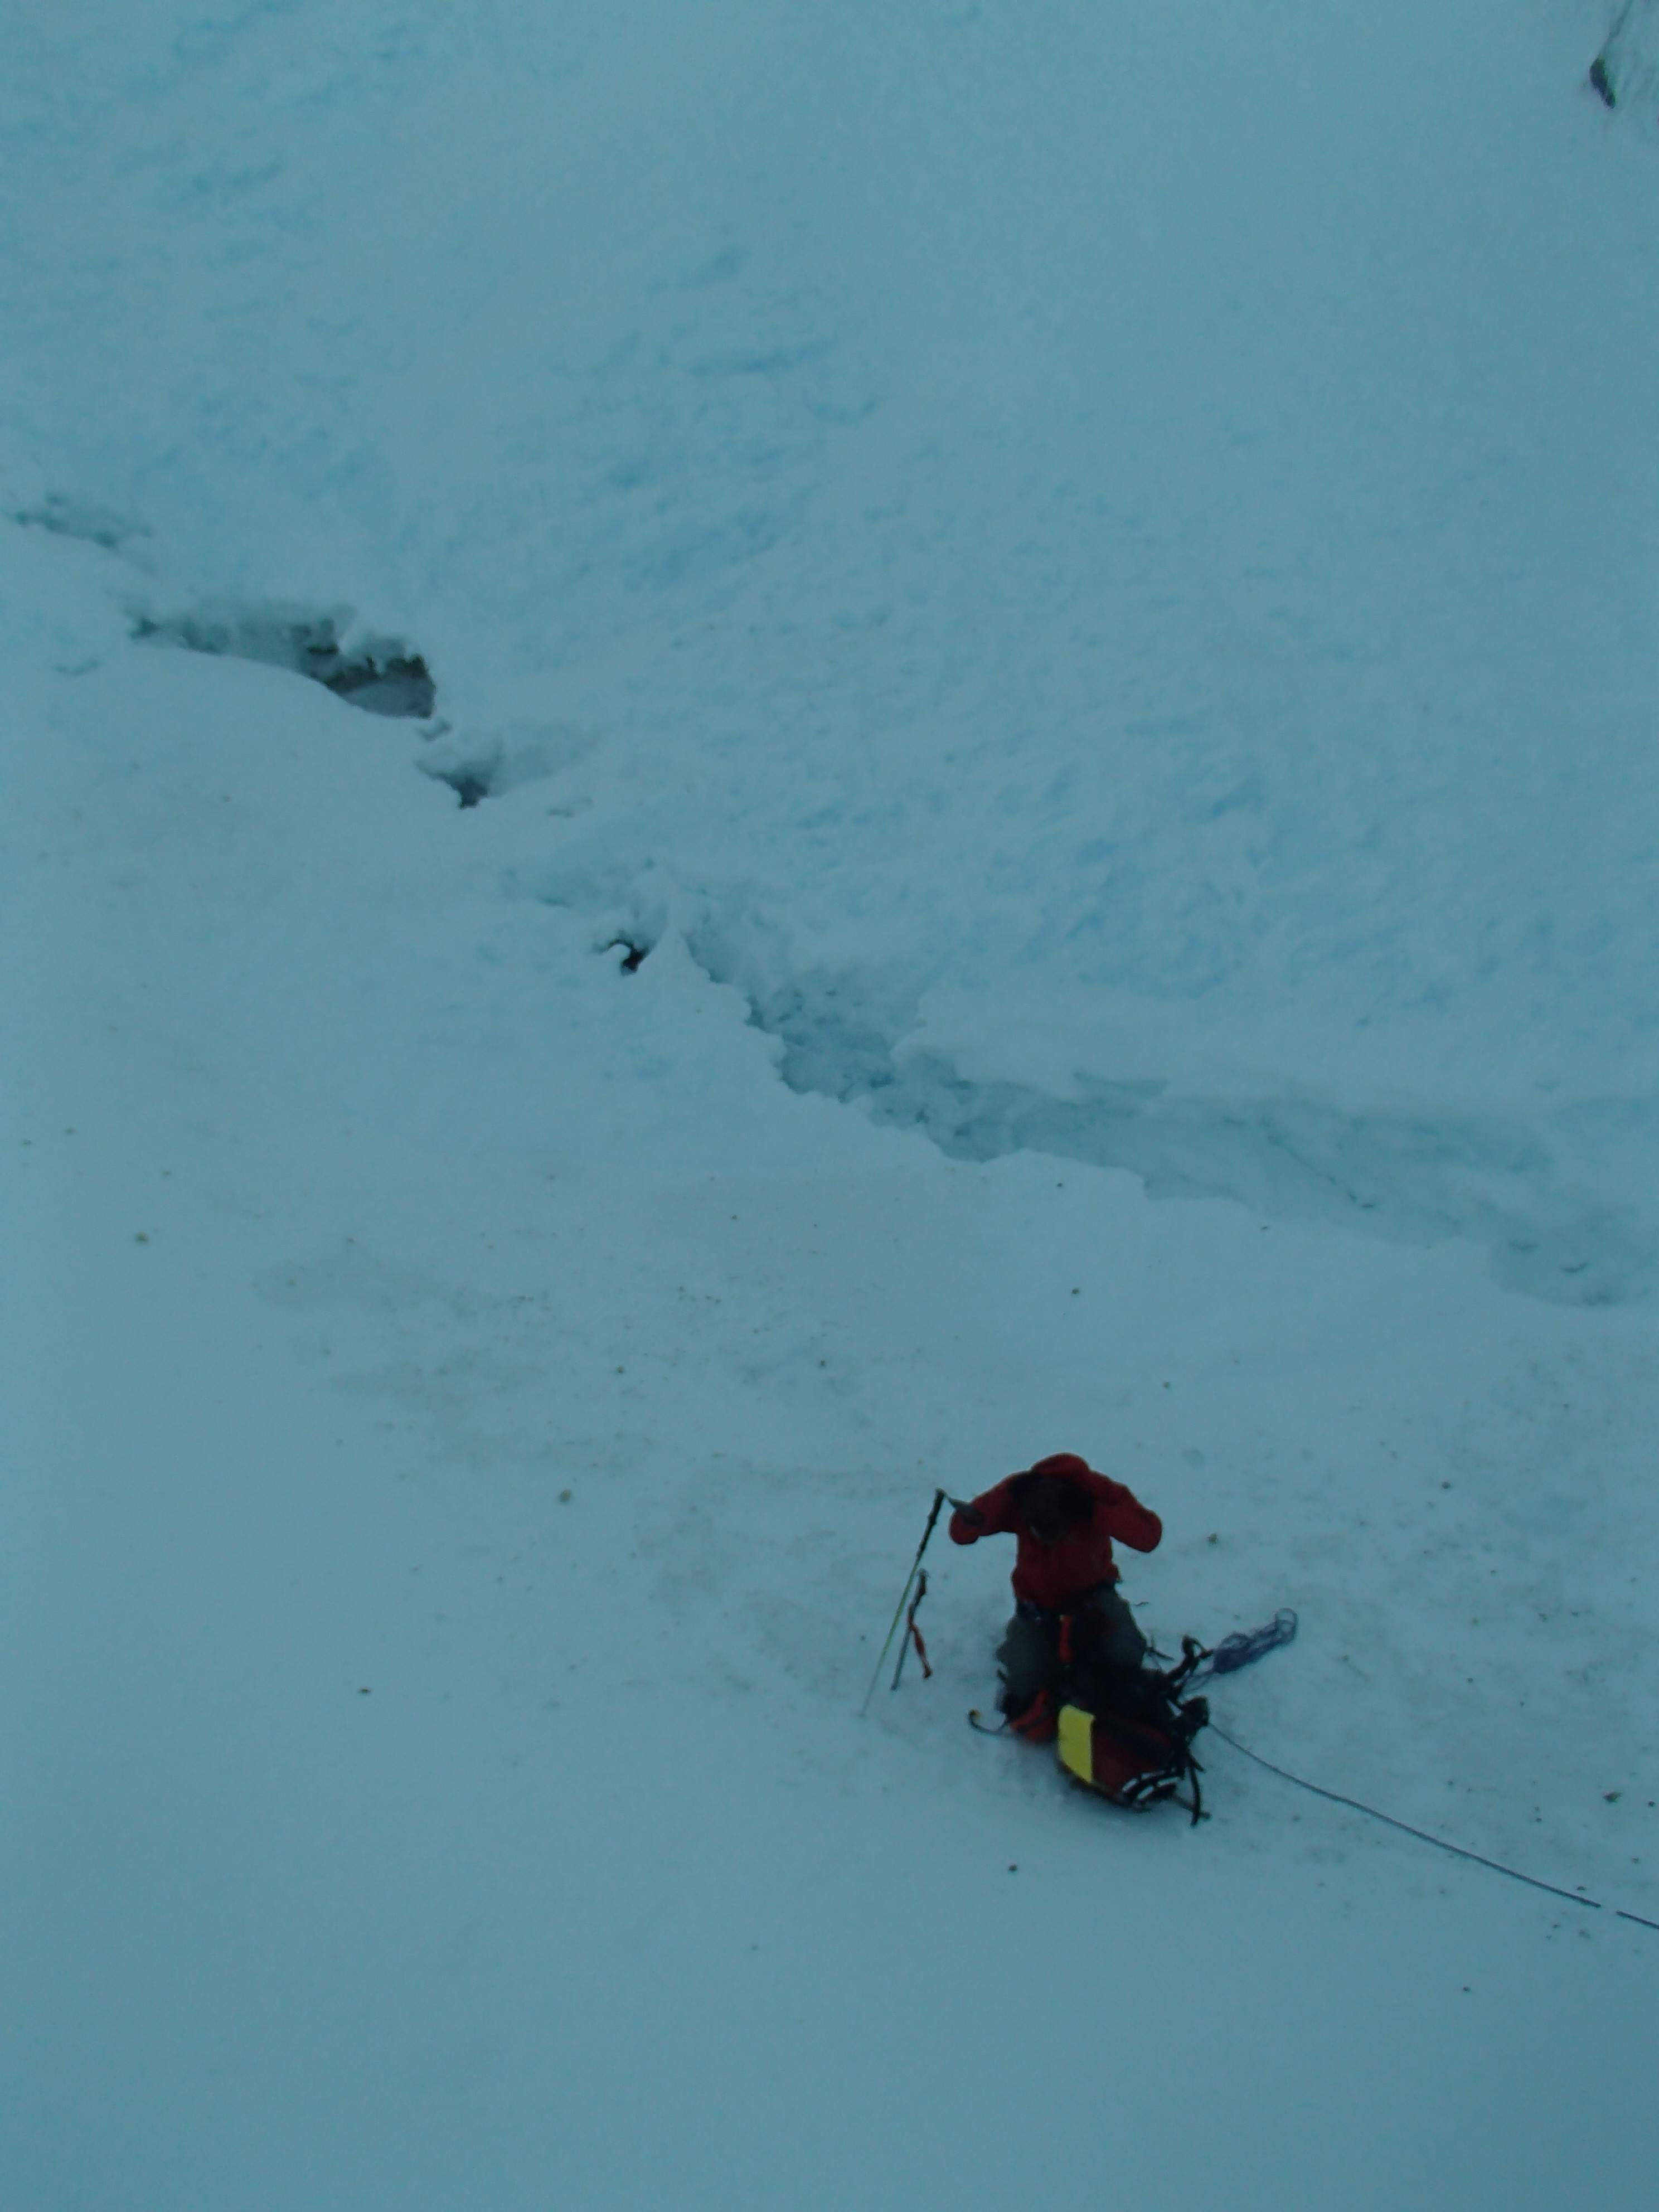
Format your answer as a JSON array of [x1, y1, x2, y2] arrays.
[[4, 4, 1658, 2207]]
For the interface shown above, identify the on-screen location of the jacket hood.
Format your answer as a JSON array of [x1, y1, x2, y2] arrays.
[[1027, 1453, 1091, 1482]]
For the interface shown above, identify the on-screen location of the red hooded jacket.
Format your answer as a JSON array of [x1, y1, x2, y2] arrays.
[[948, 1453, 1162, 1611]]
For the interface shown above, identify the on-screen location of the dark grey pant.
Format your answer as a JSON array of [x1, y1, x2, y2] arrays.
[[996, 1584, 1147, 1714]]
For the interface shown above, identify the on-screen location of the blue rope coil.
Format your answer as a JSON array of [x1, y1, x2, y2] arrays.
[[1190, 1607, 1297, 1683]]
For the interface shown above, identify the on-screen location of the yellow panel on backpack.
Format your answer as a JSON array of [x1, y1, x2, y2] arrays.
[[1057, 1704, 1094, 1786]]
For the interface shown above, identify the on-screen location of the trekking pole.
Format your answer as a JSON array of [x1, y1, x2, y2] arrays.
[[860, 1488, 947, 1716]]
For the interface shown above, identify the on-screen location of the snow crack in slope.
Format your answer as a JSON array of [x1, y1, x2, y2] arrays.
[[132, 596, 436, 717], [13, 492, 153, 553], [668, 911, 1655, 1309], [518, 868, 1655, 1306]]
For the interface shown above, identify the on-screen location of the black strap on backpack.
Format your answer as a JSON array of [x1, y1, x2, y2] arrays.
[[1082, 1636, 1213, 1823]]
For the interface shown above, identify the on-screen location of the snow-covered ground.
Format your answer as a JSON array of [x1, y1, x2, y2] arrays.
[[6, 5, 1658, 2206], [1595, 0, 1659, 122]]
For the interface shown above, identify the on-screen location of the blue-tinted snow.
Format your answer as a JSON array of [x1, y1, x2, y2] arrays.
[[4, 6, 1658, 2208]]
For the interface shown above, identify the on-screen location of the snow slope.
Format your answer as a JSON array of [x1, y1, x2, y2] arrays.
[[4, 4, 1658, 2207], [1596, 0, 1659, 123]]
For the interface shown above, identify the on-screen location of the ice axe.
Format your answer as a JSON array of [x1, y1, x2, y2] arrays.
[[860, 1488, 950, 1716]]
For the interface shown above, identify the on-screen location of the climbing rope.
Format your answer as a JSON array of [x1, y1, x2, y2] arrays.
[[1192, 1609, 1656, 1929], [1187, 1608, 1298, 1684], [1209, 1724, 1659, 1933], [953, 1585, 1657, 1933]]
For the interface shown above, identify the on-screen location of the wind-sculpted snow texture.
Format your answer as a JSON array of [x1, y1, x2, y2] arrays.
[[6, 4, 1659, 2210], [1594, 0, 1659, 123]]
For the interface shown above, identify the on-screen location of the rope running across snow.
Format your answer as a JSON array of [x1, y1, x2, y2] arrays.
[[1209, 1723, 1659, 1933], [1164, 1609, 1656, 1934]]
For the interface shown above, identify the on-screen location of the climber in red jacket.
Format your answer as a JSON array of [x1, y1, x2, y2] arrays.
[[949, 1453, 1163, 1739]]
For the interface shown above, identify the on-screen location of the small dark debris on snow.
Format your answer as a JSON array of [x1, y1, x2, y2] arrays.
[[607, 937, 651, 973]]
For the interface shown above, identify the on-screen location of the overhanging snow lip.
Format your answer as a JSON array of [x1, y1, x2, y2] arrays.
[[129, 595, 438, 720]]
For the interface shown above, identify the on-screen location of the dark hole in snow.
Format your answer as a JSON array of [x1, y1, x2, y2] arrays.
[[131, 600, 436, 718], [321, 650, 436, 719], [607, 938, 651, 973], [1590, 56, 1617, 107], [431, 766, 494, 809]]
